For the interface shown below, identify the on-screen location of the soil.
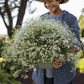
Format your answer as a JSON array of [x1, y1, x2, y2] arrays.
[[73, 70, 84, 84], [15, 70, 84, 84]]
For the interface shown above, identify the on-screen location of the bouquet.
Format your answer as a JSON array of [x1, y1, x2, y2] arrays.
[[1, 17, 81, 78]]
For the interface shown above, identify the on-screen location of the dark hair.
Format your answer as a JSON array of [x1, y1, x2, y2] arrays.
[[57, 0, 64, 4]]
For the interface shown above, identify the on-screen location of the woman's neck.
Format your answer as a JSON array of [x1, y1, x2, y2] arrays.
[[50, 9, 63, 16]]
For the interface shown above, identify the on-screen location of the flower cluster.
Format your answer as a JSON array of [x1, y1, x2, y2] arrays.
[[1, 17, 81, 78], [76, 58, 84, 72]]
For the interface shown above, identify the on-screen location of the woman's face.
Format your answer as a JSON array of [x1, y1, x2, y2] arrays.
[[43, 0, 61, 16]]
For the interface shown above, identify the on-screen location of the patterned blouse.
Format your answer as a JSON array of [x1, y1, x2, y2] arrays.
[[32, 10, 81, 84]]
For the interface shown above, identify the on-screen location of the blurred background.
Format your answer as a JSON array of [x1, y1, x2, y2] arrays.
[[0, 0, 84, 37]]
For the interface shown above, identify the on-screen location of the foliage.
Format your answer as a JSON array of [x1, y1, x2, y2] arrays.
[[0, 35, 10, 41], [76, 58, 84, 72], [0, 71, 21, 84], [0, 36, 7, 57], [0, 58, 5, 62], [0, 58, 21, 84], [0, 0, 36, 38], [1, 17, 81, 78], [76, 50, 84, 58], [81, 28, 84, 37], [78, 8, 84, 37], [33, 81, 37, 84]]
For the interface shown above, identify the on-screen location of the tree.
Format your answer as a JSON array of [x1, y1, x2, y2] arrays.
[[78, 8, 84, 37], [0, 0, 36, 38]]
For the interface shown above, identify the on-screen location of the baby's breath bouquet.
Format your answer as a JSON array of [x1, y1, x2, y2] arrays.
[[1, 17, 81, 78]]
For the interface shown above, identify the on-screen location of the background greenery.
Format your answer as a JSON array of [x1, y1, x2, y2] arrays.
[[78, 8, 84, 38]]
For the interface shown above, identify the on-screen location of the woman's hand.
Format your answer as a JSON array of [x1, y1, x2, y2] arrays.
[[53, 47, 78, 68], [53, 60, 62, 68], [70, 47, 78, 54]]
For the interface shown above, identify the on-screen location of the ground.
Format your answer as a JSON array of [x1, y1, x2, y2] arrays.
[[15, 70, 84, 84]]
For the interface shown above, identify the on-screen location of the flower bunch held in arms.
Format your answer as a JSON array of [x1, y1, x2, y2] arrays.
[[1, 17, 81, 78]]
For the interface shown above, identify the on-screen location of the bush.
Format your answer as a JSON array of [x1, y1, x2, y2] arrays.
[[81, 29, 84, 37], [0, 71, 21, 84], [76, 50, 84, 58], [76, 58, 84, 72], [0, 58, 21, 84], [0, 36, 6, 57]]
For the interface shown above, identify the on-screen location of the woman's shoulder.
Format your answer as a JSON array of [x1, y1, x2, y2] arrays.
[[62, 10, 78, 26], [40, 12, 49, 17], [63, 10, 77, 20], [40, 10, 77, 20]]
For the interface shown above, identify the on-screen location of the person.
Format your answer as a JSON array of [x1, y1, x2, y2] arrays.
[[32, 0, 82, 84]]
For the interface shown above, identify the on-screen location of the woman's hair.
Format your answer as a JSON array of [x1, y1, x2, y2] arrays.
[[57, 0, 64, 4]]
